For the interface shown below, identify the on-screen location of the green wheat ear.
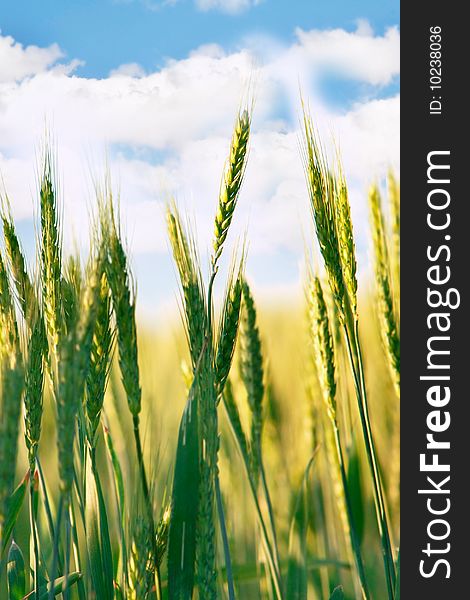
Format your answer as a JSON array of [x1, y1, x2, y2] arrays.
[[213, 108, 251, 266], [301, 112, 345, 319], [239, 279, 264, 482], [62, 254, 83, 332], [86, 270, 114, 447], [215, 256, 244, 397], [128, 515, 155, 600], [24, 311, 46, 474], [166, 203, 207, 370], [369, 183, 400, 393], [39, 149, 63, 357], [388, 170, 400, 304], [104, 195, 142, 419], [308, 275, 336, 422], [156, 504, 171, 568], [1, 198, 36, 323], [333, 171, 358, 318], [0, 250, 24, 547]]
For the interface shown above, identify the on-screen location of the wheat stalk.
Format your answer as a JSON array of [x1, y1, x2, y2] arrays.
[[101, 191, 162, 596], [56, 253, 103, 496], [48, 252, 104, 600], [308, 274, 369, 599], [302, 108, 396, 599], [167, 104, 252, 600], [1, 200, 46, 600]]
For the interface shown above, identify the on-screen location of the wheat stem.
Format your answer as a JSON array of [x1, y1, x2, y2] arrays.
[[215, 474, 236, 600], [308, 274, 369, 598], [48, 494, 64, 600], [29, 476, 40, 599], [222, 385, 283, 600], [332, 424, 369, 600], [353, 322, 396, 595], [341, 320, 395, 599], [63, 507, 72, 600]]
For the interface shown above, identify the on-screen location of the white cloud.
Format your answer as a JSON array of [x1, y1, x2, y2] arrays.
[[0, 23, 399, 312], [0, 47, 256, 158], [0, 33, 69, 83], [260, 22, 399, 89], [109, 62, 147, 78], [195, 0, 262, 14], [293, 23, 399, 86]]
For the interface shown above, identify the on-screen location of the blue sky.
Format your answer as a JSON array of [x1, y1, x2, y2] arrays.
[[0, 0, 399, 320], [1, 0, 398, 79]]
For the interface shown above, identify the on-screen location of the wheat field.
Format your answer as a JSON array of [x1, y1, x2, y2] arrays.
[[0, 104, 400, 600]]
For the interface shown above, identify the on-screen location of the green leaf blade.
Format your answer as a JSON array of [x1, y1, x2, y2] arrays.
[[7, 540, 25, 600], [286, 457, 315, 600], [167, 381, 200, 600]]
